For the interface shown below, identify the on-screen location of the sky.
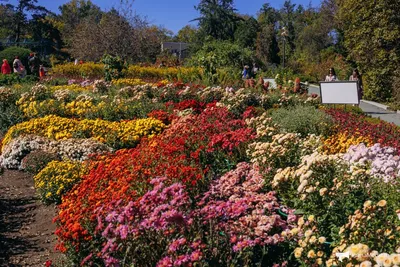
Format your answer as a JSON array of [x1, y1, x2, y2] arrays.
[[5, 0, 322, 34]]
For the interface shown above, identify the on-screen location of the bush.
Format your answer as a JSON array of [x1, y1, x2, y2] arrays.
[[51, 63, 104, 79], [21, 150, 60, 174], [34, 160, 87, 204], [270, 105, 333, 137], [0, 46, 32, 71]]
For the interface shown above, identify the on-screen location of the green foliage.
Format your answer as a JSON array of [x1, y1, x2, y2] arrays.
[[21, 150, 60, 175], [0, 46, 32, 69], [270, 105, 333, 137], [101, 54, 126, 81], [337, 0, 400, 101], [194, 0, 240, 41], [0, 73, 38, 86], [234, 17, 259, 50], [190, 40, 254, 84]]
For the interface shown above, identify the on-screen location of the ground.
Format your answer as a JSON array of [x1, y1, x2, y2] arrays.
[[0, 169, 63, 267]]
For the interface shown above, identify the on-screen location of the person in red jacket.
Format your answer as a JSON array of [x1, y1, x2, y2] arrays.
[[1, 59, 11, 74]]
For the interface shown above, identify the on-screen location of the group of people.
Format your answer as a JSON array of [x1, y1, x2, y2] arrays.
[[325, 67, 363, 96], [242, 63, 260, 79], [1, 53, 46, 78]]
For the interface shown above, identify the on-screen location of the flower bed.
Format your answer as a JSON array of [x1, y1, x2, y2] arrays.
[[1, 73, 400, 266], [1, 115, 165, 149]]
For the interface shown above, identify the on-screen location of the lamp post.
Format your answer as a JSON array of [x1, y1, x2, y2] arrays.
[[281, 27, 288, 69]]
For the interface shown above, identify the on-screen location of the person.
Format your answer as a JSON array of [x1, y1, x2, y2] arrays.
[[39, 64, 46, 79], [29, 53, 40, 77], [13, 56, 26, 78], [349, 68, 363, 97], [325, 68, 338, 81], [251, 63, 260, 78], [242, 65, 250, 79], [1, 59, 11, 74]]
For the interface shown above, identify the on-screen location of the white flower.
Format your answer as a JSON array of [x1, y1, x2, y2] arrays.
[[336, 251, 350, 262]]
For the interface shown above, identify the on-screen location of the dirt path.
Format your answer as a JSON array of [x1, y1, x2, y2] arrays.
[[0, 170, 63, 266]]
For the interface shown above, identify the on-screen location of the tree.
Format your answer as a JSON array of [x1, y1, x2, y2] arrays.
[[174, 25, 197, 43], [12, 0, 49, 43], [279, 0, 296, 57], [234, 16, 259, 50], [0, 4, 15, 39], [58, 0, 103, 47], [256, 3, 280, 65], [193, 0, 241, 41], [337, 0, 400, 101]]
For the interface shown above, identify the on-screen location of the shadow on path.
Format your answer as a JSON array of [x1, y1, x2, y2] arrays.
[[0, 196, 45, 266]]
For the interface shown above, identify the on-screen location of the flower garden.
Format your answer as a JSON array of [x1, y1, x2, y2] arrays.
[[1, 65, 400, 267]]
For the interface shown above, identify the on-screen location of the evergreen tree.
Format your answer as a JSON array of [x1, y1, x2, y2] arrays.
[[193, 0, 241, 41]]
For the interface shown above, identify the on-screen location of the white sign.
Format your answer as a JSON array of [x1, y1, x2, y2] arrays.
[[320, 81, 360, 104], [263, 78, 277, 89]]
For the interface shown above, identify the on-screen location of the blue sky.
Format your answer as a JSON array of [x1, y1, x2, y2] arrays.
[[5, 0, 322, 34]]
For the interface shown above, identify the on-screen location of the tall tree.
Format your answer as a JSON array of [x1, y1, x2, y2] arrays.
[[193, 0, 241, 41], [337, 0, 400, 101], [279, 0, 296, 57], [0, 3, 15, 39], [12, 0, 49, 43], [58, 0, 103, 47], [256, 3, 280, 65], [234, 16, 259, 50]]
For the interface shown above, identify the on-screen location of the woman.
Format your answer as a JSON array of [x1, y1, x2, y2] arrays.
[[1, 59, 11, 74], [325, 68, 338, 81], [349, 68, 363, 97], [13, 56, 26, 77]]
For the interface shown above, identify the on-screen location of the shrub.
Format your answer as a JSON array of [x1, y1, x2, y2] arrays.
[[270, 105, 333, 137], [0, 46, 32, 71], [51, 63, 104, 79], [34, 160, 88, 204], [21, 150, 60, 174], [2, 115, 166, 149], [101, 54, 126, 81]]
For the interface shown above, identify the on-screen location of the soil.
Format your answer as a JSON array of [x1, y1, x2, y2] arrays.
[[0, 169, 64, 266]]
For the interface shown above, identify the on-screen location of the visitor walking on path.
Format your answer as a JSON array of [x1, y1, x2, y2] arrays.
[[1, 59, 11, 74], [325, 67, 338, 81], [349, 68, 363, 98]]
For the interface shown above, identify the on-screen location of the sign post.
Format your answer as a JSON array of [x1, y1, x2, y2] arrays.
[[319, 81, 360, 105]]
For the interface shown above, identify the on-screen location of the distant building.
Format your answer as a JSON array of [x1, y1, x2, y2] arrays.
[[161, 42, 189, 60]]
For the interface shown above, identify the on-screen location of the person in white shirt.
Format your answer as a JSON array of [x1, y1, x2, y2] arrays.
[[325, 67, 338, 81]]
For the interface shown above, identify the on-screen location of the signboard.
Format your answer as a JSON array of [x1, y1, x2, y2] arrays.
[[263, 78, 277, 89], [320, 81, 360, 104]]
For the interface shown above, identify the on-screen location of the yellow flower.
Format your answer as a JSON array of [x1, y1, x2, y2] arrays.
[[377, 200, 387, 207], [363, 200, 372, 209], [294, 247, 303, 258], [319, 188, 328, 196], [318, 237, 326, 244], [392, 254, 400, 265], [308, 215, 315, 222], [307, 250, 316, 259], [316, 258, 323, 265], [304, 230, 313, 238], [290, 228, 299, 235], [309, 236, 317, 244]]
